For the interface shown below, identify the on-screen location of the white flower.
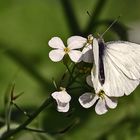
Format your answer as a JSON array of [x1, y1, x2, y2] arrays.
[[51, 88, 71, 112], [68, 35, 94, 63], [79, 75, 118, 115], [79, 92, 117, 115], [48, 36, 85, 62]]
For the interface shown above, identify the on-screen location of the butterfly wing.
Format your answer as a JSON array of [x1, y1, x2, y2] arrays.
[[103, 41, 140, 97]]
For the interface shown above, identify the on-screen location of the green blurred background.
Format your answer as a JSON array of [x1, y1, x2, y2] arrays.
[[0, 0, 140, 140]]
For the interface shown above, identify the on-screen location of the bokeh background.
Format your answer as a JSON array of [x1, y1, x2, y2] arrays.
[[0, 0, 140, 140]]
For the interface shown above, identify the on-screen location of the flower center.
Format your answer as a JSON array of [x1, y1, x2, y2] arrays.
[[98, 90, 105, 99], [84, 34, 94, 47], [64, 47, 70, 54]]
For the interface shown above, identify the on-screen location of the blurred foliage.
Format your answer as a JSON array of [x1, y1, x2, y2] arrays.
[[0, 0, 140, 140]]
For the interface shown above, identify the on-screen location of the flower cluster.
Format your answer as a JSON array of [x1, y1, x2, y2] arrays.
[[48, 36, 93, 63], [48, 35, 117, 115]]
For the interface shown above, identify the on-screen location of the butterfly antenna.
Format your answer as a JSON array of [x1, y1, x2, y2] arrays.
[[101, 15, 121, 38]]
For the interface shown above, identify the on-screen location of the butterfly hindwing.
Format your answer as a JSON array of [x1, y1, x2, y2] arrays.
[[103, 41, 140, 97]]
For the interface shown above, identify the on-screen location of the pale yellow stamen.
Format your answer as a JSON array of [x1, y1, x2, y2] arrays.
[[98, 90, 105, 100], [64, 47, 70, 54], [84, 34, 94, 47]]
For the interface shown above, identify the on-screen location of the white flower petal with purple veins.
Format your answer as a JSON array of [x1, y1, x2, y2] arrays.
[[79, 89, 118, 115], [57, 101, 70, 112], [80, 72, 118, 115], [67, 36, 87, 46], [48, 37, 65, 49], [51, 90, 71, 112], [82, 45, 93, 63], [104, 95, 118, 109], [68, 50, 82, 62], [49, 49, 65, 62], [95, 98, 108, 115], [79, 92, 98, 108]]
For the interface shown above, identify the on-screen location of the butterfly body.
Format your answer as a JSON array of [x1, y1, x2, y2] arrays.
[[98, 38, 106, 85]]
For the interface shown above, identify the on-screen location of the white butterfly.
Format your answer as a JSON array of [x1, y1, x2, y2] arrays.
[[78, 34, 140, 114], [90, 35, 140, 97]]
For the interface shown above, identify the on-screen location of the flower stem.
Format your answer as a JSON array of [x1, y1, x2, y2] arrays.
[[0, 97, 53, 140], [6, 102, 13, 132], [13, 102, 31, 118]]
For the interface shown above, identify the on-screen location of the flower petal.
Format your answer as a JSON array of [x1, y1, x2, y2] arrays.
[[48, 37, 65, 49], [104, 95, 118, 109], [51, 91, 71, 102], [68, 50, 82, 62], [79, 93, 98, 108], [57, 102, 70, 112], [68, 42, 85, 50], [49, 49, 65, 62], [86, 75, 93, 87], [95, 99, 108, 115], [67, 36, 87, 46], [82, 45, 93, 63], [51, 90, 71, 112]]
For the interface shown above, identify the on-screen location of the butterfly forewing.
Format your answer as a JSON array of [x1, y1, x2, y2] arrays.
[[91, 38, 100, 92]]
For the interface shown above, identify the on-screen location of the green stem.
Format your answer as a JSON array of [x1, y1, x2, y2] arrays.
[[66, 73, 81, 89], [13, 102, 31, 118], [24, 128, 55, 140], [24, 127, 49, 133], [65, 63, 73, 79], [0, 97, 53, 140], [6, 102, 13, 132]]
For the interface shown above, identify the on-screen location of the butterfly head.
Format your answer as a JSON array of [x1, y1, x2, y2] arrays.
[[85, 34, 94, 47], [87, 34, 94, 44], [86, 34, 103, 47]]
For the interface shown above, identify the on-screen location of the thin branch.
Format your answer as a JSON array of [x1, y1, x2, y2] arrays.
[[52, 78, 58, 90], [13, 102, 31, 118], [84, 0, 108, 35], [24, 127, 48, 133], [60, 0, 82, 35], [65, 63, 74, 80], [66, 73, 81, 88], [24, 118, 78, 135], [5, 102, 13, 132], [0, 97, 53, 140], [52, 119, 79, 135], [58, 62, 73, 87]]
